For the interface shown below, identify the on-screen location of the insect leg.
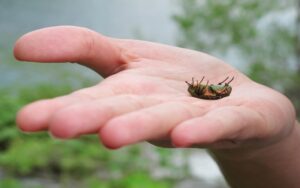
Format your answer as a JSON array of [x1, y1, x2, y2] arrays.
[[200, 80, 209, 92], [196, 80, 201, 94], [218, 77, 229, 85], [199, 76, 205, 84], [185, 77, 196, 86], [227, 76, 234, 84], [195, 77, 205, 94], [185, 81, 192, 86]]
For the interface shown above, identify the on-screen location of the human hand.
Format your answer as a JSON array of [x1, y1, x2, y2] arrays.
[[14, 26, 296, 155]]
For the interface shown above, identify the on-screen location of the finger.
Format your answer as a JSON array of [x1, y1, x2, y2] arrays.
[[48, 95, 162, 138], [171, 106, 266, 149], [99, 102, 206, 149], [16, 85, 114, 132], [14, 26, 136, 77], [16, 96, 88, 132]]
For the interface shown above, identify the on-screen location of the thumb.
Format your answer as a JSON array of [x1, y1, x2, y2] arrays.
[[13, 26, 134, 77]]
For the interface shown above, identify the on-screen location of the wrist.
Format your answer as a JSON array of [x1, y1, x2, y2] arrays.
[[210, 120, 300, 162], [209, 121, 300, 188]]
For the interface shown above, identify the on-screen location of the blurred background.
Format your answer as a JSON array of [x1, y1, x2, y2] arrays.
[[0, 0, 297, 188]]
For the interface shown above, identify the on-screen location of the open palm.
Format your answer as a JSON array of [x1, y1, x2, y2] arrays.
[[15, 26, 296, 152]]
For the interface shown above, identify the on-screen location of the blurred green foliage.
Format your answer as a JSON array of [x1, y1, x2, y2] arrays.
[[0, 178, 21, 188], [0, 84, 175, 187], [174, 0, 281, 52], [174, 0, 300, 116]]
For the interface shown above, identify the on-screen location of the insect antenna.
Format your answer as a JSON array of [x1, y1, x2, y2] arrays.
[[218, 77, 229, 85]]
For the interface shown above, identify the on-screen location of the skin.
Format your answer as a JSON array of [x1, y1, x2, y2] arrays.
[[14, 26, 300, 188]]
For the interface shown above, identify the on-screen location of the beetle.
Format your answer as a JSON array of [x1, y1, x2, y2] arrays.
[[185, 76, 234, 100]]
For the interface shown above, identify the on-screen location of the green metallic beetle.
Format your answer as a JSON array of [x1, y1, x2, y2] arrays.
[[185, 76, 234, 100]]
